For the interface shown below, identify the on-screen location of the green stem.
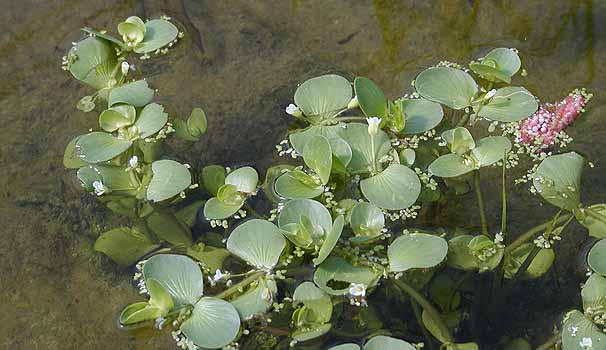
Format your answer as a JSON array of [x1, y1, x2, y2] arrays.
[[393, 279, 454, 344], [213, 271, 264, 300], [505, 213, 573, 254], [456, 113, 470, 127], [474, 171, 489, 236], [411, 298, 435, 350], [370, 134, 377, 173]]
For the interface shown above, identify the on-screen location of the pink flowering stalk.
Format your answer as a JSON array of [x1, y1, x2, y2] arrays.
[[517, 90, 590, 149]]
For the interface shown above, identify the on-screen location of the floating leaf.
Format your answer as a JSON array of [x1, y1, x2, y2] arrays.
[[561, 310, 606, 350], [181, 297, 240, 349], [468, 235, 504, 273], [293, 281, 333, 323], [134, 103, 168, 138], [503, 243, 554, 279], [400, 148, 416, 167], [578, 204, 606, 239], [118, 16, 145, 46], [278, 199, 333, 236], [134, 19, 179, 54], [203, 197, 243, 220], [225, 166, 259, 193], [187, 107, 208, 137], [227, 219, 286, 270], [290, 126, 352, 167], [354, 77, 388, 118], [147, 160, 192, 202], [143, 254, 203, 307], [303, 135, 333, 185], [338, 123, 392, 173], [365, 335, 416, 350], [313, 256, 379, 295], [533, 152, 584, 211], [415, 67, 478, 110], [428, 153, 475, 178], [186, 244, 230, 272], [147, 278, 175, 313], [470, 48, 521, 83], [146, 209, 193, 246], [292, 323, 332, 342], [109, 80, 154, 107], [231, 278, 277, 320], [350, 202, 385, 239], [274, 170, 324, 199], [588, 239, 606, 275], [201, 165, 226, 196], [441, 127, 475, 155], [76, 132, 132, 163], [68, 37, 118, 89], [94, 227, 159, 265], [63, 136, 88, 169], [99, 105, 136, 132], [471, 136, 512, 167], [477, 87, 538, 122], [327, 344, 360, 350], [401, 98, 444, 134], [360, 164, 421, 210], [314, 215, 344, 265], [388, 233, 448, 272], [447, 235, 479, 271], [582, 273, 606, 311], [294, 74, 352, 121], [119, 302, 162, 325], [77, 95, 96, 112]]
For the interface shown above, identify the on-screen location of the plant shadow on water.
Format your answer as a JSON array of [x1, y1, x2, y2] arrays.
[[1, 0, 606, 349]]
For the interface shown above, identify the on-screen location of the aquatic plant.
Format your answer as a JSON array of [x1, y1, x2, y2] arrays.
[[63, 17, 604, 350]]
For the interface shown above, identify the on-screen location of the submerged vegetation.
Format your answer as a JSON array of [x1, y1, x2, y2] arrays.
[[62, 15, 606, 350]]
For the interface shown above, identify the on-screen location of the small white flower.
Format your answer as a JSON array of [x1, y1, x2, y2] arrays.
[[366, 117, 381, 136], [121, 61, 131, 76], [285, 103, 301, 117], [579, 337, 592, 348], [347, 96, 359, 109], [212, 269, 226, 282], [92, 180, 108, 196], [348, 283, 366, 297], [128, 155, 139, 169], [485, 89, 497, 99]]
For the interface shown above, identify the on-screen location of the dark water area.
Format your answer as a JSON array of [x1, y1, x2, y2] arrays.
[[1, 0, 605, 349]]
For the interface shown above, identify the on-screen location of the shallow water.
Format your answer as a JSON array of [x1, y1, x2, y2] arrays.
[[1, 0, 606, 348]]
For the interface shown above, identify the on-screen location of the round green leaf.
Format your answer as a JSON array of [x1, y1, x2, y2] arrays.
[[94, 227, 159, 266], [147, 278, 175, 313], [181, 297, 240, 349], [314, 215, 344, 265], [350, 202, 385, 238], [400, 149, 416, 167], [294, 74, 352, 120], [561, 310, 606, 350], [225, 166, 259, 193], [230, 278, 277, 320], [471, 136, 512, 167], [292, 323, 332, 342], [588, 239, 606, 275], [313, 256, 380, 296], [290, 126, 352, 167], [447, 235, 479, 271], [278, 199, 333, 235], [187, 107, 208, 137], [470, 48, 521, 83], [274, 170, 324, 199], [503, 243, 554, 279], [477, 87, 538, 122], [147, 160, 192, 202], [533, 152, 584, 211], [303, 135, 333, 185], [401, 98, 444, 134], [76, 132, 132, 163], [338, 123, 391, 173], [77, 165, 133, 192], [428, 153, 475, 178], [134, 103, 168, 138], [441, 127, 475, 155], [360, 164, 421, 210], [68, 37, 117, 89], [134, 19, 179, 54], [201, 165, 226, 196], [203, 197, 243, 220], [109, 80, 154, 107], [99, 105, 136, 132], [579, 204, 606, 238], [64, 136, 88, 169], [365, 335, 416, 350], [327, 344, 360, 350], [143, 254, 203, 307], [118, 21, 145, 46], [119, 302, 162, 325], [388, 233, 448, 272], [293, 281, 333, 324], [227, 219, 286, 270], [415, 67, 478, 110], [582, 273, 606, 311], [354, 77, 387, 118]]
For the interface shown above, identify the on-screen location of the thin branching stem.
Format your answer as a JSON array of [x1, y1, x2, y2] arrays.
[[474, 170, 489, 236], [505, 213, 573, 254], [411, 298, 435, 350], [213, 271, 265, 300]]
